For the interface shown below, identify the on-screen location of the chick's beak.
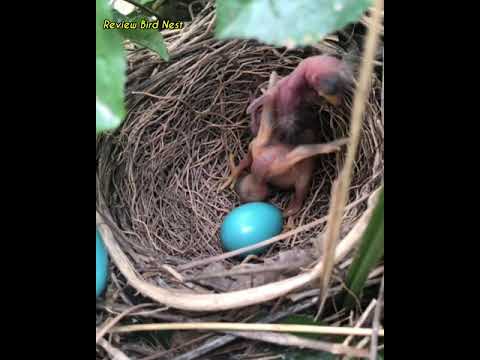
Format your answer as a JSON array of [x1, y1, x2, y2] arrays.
[[318, 91, 340, 106]]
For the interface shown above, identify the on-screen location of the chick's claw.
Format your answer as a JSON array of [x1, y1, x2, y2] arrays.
[[284, 206, 301, 219], [284, 216, 296, 232], [219, 153, 236, 191], [219, 176, 235, 191]]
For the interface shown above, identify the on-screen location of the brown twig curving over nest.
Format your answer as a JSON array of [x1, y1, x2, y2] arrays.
[[96, 4, 383, 277]]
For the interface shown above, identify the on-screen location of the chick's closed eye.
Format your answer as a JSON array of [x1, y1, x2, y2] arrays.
[[317, 75, 342, 96]]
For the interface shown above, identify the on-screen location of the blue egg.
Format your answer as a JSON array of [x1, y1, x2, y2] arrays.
[[220, 202, 283, 256], [96, 229, 109, 298]]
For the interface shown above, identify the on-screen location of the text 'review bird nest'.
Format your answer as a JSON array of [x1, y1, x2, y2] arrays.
[[96, 5, 383, 288]]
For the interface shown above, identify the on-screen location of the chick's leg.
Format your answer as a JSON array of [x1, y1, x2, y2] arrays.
[[284, 185, 309, 218], [249, 108, 261, 136], [219, 150, 253, 191], [268, 138, 349, 178], [284, 168, 312, 218], [222, 72, 279, 192]]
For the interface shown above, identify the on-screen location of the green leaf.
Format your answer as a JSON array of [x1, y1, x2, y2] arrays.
[[113, 11, 169, 60], [96, 0, 126, 134], [344, 186, 384, 309], [215, 0, 373, 48]]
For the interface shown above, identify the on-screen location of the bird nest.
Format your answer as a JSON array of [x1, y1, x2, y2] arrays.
[[96, 5, 383, 304]]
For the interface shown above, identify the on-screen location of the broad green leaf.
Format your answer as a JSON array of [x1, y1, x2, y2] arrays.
[[344, 186, 384, 309], [215, 0, 372, 48], [96, 0, 126, 134], [113, 11, 169, 60]]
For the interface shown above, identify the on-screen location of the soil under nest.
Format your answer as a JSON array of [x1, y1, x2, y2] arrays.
[[96, 10, 384, 270]]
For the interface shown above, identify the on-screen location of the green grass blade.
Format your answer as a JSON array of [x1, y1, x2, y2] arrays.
[[344, 186, 384, 309]]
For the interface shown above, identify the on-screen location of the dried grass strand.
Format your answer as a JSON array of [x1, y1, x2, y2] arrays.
[[110, 322, 384, 337], [316, 0, 384, 317]]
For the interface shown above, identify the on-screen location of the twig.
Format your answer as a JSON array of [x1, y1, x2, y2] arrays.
[[343, 299, 377, 356], [288, 277, 381, 303], [357, 336, 371, 351], [315, 0, 384, 317], [97, 303, 196, 322], [248, 356, 284, 360], [139, 334, 211, 360], [172, 335, 236, 360], [226, 331, 369, 358], [317, 180, 342, 317], [368, 266, 384, 279], [162, 264, 185, 282], [370, 275, 385, 360], [110, 322, 384, 337], [97, 338, 131, 360], [161, 264, 209, 292], [171, 297, 319, 360], [96, 303, 154, 344], [111, 271, 134, 306], [183, 261, 307, 282]]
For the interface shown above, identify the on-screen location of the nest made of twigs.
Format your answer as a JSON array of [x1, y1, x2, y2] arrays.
[[96, 4, 383, 287]]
